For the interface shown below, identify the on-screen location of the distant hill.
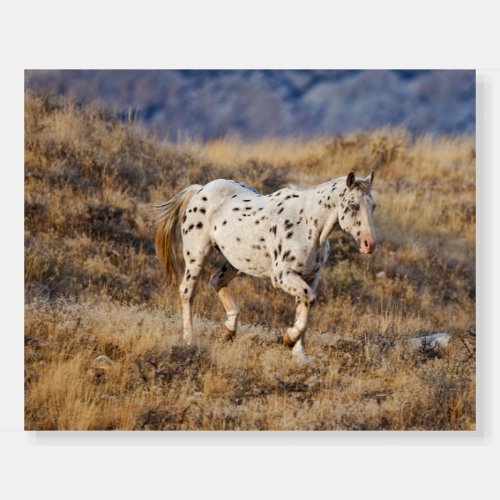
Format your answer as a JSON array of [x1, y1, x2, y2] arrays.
[[25, 70, 475, 141]]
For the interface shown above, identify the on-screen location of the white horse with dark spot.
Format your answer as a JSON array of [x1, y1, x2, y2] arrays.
[[155, 171, 377, 360]]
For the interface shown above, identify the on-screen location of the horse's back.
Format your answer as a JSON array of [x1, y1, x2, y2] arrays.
[[201, 179, 261, 202]]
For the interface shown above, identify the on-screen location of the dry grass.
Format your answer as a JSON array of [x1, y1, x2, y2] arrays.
[[24, 92, 476, 430]]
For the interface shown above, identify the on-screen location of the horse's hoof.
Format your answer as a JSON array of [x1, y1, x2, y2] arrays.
[[283, 331, 296, 348], [222, 324, 236, 342]]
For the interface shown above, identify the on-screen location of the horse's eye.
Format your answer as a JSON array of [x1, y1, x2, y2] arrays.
[[351, 204, 359, 211], [372, 204, 377, 211]]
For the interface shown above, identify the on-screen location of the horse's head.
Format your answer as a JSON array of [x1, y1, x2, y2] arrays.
[[338, 171, 377, 254]]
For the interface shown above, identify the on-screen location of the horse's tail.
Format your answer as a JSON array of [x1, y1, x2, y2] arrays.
[[154, 184, 203, 286]]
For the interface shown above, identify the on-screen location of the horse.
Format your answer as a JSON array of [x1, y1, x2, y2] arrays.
[[155, 171, 377, 359]]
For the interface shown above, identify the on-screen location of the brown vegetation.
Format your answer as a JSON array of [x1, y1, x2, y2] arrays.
[[25, 92, 475, 430]]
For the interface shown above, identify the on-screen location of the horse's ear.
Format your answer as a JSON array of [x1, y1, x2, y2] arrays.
[[346, 171, 356, 190], [361, 171, 374, 188]]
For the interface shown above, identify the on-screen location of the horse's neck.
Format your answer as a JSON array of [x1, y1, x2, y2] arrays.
[[303, 179, 345, 245]]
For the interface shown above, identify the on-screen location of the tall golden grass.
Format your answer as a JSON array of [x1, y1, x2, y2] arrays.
[[24, 92, 475, 430]]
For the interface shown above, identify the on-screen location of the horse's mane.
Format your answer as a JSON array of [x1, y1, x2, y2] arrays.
[[286, 183, 307, 191], [287, 174, 371, 193]]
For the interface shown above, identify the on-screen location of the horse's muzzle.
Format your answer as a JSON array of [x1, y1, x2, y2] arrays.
[[360, 234, 376, 254]]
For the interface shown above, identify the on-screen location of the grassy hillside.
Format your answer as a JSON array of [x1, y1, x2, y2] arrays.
[[24, 92, 476, 430]]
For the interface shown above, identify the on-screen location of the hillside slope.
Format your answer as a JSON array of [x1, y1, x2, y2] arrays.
[[24, 93, 475, 430]]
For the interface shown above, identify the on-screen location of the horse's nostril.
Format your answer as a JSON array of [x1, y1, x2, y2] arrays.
[[364, 239, 369, 248]]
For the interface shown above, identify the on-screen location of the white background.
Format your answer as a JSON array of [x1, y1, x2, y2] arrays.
[[1, 1, 498, 498]]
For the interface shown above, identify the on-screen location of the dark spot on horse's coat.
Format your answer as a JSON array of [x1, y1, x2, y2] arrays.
[[299, 209, 304, 214], [193, 207, 198, 212], [188, 224, 194, 231], [278, 208, 284, 214], [245, 206, 252, 210], [184, 288, 188, 294], [202, 197, 207, 201], [233, 207, 240, 211], [286, 231, 293, 239], [357, 221, 361, 226], [277, 202, 283, 207], [236, 237, 240, 242], [182, 214, 187, 223], [278, 243, 282, 255], [285, 195, 291, 200], [232, 195, 237, 198], [318, 200, 322, 205], [270, 225, 277, 235], [214, 226, 217, 231], [273, 250, 278, 259], [341, 215, 345, 220], [303, 288, 308, 294], [196, 222, 203, 229], [200, 208, 206, 214], [243, 199, 251, 202], [282, 250, 291, 260], [314, 219, 318, 227], [356, 231, 361, 236], [223, 220, 227, 225], [290, 256, 296, 262], [189, 259, 195, 264], [292, 194, 299, 198], [259, 207, 263, 211], [245, 258, 251, 262], [255, 220, 259, 224]]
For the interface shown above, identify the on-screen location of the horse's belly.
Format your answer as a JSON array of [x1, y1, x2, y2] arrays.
[[216, 236, 272, 278]]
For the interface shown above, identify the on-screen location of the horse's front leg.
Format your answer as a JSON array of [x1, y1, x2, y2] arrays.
[[277, 269, 319, 360]]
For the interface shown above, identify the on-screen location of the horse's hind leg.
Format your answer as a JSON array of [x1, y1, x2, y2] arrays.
[[210, 261, 239, 341], [179, 239, 212, 345]]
